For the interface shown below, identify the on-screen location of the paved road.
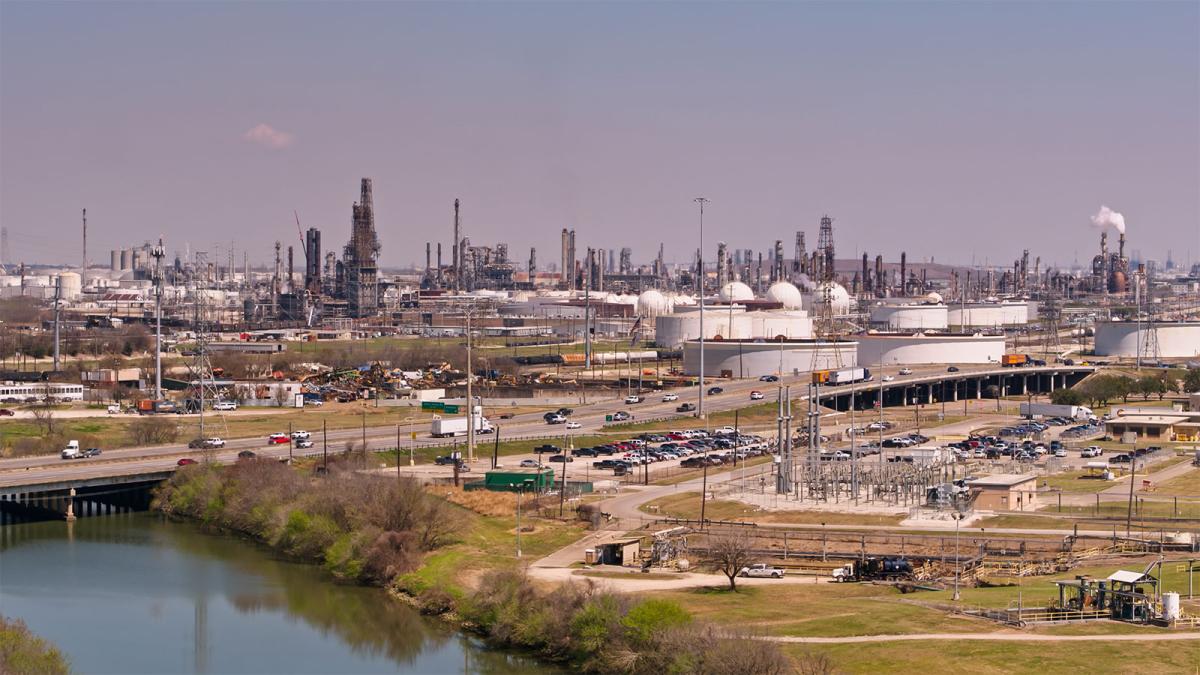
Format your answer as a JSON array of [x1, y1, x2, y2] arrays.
[[768, 632, 1200, 643]]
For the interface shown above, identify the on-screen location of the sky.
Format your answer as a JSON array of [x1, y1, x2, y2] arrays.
[[2, 1, 1198, 271]]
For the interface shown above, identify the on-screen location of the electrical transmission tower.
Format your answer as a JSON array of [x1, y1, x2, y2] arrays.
[[187, 286, 226, 445], [1040, 282, 1062, 358]]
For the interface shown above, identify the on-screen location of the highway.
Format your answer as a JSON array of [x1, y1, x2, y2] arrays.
[[0, 363, 1082, 490]]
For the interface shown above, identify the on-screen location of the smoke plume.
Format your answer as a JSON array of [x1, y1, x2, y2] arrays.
[[1090, 205, 1126, 234]]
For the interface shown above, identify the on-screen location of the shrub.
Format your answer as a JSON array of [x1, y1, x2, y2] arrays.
[[0, 615, 70, 675], [417, 587, 457, 616], [621, 599, 691, 646]]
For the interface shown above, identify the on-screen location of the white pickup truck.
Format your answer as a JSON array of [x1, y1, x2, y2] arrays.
[[738, 563, 785, 579]]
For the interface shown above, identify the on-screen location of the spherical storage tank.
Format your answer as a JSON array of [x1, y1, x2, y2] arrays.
[[766, 281, 804, 310], [636, 289, 672, 317], [718, 281, 755, 303], [1094, 321, 1200, 358], [810, 282, 852, 315]]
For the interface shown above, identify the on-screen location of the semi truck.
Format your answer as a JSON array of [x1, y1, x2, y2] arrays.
[[1001, 354, 1028, 367], [813, 367, 871, 385], [831, 557, 914, 582], [1019, 402, 1094, 420], [430, 415, 494, 438], [136, 399, 177, 415]]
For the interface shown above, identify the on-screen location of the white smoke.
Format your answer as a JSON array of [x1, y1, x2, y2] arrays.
[[1090, 205, 1126, 235]]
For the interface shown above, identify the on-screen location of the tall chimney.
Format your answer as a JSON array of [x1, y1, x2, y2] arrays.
[[287, 245, 294, 294], [425, 242, 431, 271], [900, 252, 907, 296], [82, 207, 87, 285], [452, 199, 461, 291], [861, 253, 869, 295]]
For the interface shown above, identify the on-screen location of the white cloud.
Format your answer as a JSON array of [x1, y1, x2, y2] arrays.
[[242, 123, 294, 149]]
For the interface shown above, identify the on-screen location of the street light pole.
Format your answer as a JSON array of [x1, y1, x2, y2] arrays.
[[953, 512, 962, 601], [695, 197, 709, 420]]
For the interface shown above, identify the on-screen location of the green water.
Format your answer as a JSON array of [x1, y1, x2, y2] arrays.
[[0, 513, 554, 674]]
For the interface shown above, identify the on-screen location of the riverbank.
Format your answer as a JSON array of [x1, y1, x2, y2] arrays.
[[0, 615, 70, 675], [153, 457, 795, 674]]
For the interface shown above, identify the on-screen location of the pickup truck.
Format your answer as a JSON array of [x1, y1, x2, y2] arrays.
[[738, 564, 785, 579]]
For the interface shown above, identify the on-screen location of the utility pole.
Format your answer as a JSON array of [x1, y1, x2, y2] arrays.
[[466, 306, 475, 463], [52, 276, 61, 372], [151, 239, 165, 400], [695, 197, 709, 420]]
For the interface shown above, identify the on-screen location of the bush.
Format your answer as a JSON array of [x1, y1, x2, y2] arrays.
[[621, 599, 691, 646], [129, 416, 179, 445], [417, 587, 457, 616], [0, 615, 70, 675]]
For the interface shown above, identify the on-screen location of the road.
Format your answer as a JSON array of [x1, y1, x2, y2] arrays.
[[0, 362, 1088, 490], [767, 632, 1200, 643]]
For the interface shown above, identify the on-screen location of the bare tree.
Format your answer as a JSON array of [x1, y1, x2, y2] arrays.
[[708, 530, 755, 591], [30, 404, 55, 436]]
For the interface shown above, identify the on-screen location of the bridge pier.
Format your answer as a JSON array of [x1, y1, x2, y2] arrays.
[[65, 487, 76, 522]]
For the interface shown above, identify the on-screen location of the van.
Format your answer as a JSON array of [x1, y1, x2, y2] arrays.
[[107, 404, 121, 414], [61, 440, 81, 460]]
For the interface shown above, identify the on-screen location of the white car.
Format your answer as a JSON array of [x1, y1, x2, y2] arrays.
[[881, 375, 895, 382], [898, 368, 913, 375], [291, 430, 311, 440], [624, 395, 643, 404], [738, 564, 785, 579], [565, 421, 582, 429], [713, 426, 737, 435], [662, 393, 679, 402], [295, 439, 314, 449], [206, 437, 226, 448], [1081, 446, 1104, 458], [749, 391, 764, 400], [546, 414, 567, 424], [213, 401, 237, 411]]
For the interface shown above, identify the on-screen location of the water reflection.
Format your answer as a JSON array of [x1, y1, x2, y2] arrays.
[[1, 514, 554, 674]]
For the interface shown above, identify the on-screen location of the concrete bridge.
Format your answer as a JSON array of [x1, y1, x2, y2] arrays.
[[0, 471, 174, 524], [814, 365, 1096, 412]]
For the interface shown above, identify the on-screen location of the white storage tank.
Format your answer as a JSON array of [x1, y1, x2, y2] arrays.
[[1162, 592, 1180, 621], [869, 302, 948, 330], [56, 272, 82, 300], [1094, 321, 1200, 358]]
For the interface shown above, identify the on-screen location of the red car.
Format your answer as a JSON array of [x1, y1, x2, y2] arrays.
[[177, 458, 198, 466], [268, 433, 290, 444], [0, 408, 14, 417]]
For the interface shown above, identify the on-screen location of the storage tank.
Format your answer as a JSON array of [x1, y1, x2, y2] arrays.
[[120, 249, 131, 270], [718, 281, 755, 303], [869, 302, 948, 330], [56, 272, 82, 300], [110, 250, 120, 271], [766, 281, 804, 310], [1094, 321, 1200, 358], [1163, 592, 1180, 621]]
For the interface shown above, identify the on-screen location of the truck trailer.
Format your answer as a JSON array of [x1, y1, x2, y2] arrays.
[[1019, 402, 1093, 420], [813, 367, 871, 385], [431, 415, 494, 438]]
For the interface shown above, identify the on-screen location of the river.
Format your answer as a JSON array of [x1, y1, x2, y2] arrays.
[[1, 513, 556, 674]]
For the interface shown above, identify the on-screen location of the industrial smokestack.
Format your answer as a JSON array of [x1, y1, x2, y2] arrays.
[[81, 208, 87, 289], [287, 245, 294, 294], [861, 253, 869, 295], [900, 252, 907, 296], [1119, 233, 1125, 260], [452, 199, 461, 291]]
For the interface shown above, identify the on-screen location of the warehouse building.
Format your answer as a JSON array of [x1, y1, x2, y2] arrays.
[[968, 474, 1039, 512]]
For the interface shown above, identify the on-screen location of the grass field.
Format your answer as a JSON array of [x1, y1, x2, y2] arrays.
[[784, 640, 1198, 674], [1156, 465, 1200, 497], [639, 491, 905, 526], [1038, 470, 1127, 494]]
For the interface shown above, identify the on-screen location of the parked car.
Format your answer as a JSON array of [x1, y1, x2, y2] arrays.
[[434, 455, 464, 466], [519, 459, 540, 468], [739, 563, 785, 579], [177, 458, 198, 466], [213, 401, 238, 411], [268, 433, 290, 444], [662, 392, 679, 402], [548, 454, 573, 463], [749, 390, 764, 400], [0, 408, 14, 416]]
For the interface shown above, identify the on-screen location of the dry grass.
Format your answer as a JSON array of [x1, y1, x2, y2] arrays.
[[429, 485, 517, 517]]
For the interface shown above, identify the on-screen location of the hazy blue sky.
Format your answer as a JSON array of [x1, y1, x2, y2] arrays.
[[2, 1, 1197, 270]]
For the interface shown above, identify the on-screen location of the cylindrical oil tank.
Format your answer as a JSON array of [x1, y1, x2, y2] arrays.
[[1163, 592, 1180, 621], [110, 250, 120, 271], [120, 249, 131, 270]]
